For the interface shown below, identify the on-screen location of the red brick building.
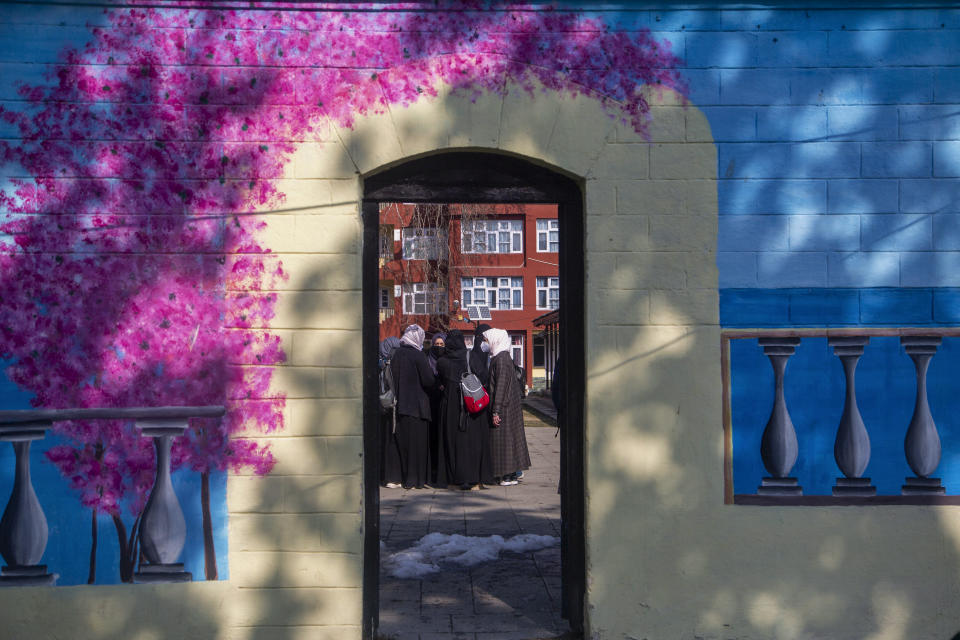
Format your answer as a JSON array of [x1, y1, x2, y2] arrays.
[[378, 203, 559, 389]]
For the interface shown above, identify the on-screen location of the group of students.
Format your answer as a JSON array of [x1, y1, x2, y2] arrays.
[[379, 322, 531, 490]]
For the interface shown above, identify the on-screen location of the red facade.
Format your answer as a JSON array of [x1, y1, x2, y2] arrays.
[[378, 203, 559, 388]]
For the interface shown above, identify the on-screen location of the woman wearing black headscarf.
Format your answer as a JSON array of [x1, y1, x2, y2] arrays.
[[469, 323, 491, 387], [426, 333, 446, 375], [435, 330, 494, 489]]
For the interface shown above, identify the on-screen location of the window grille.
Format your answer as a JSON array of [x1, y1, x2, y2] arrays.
[[461, 220, 522, 254], [536, 276, 560, 310], [536, 219, 559, 253], [402, 227, 448, 261], [402, 283, 446, 315]]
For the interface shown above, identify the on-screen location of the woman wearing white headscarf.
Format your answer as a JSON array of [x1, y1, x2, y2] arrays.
[[390, 324, 437, 489], [482, 328, 530, 485]]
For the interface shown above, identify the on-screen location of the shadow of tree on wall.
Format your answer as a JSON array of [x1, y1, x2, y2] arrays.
[[585, 323, 960, 639], [579, 9, 960, 639], [2, 3, 959, 639], [665, 8, 960, 293], [0, 2, 683, 635]]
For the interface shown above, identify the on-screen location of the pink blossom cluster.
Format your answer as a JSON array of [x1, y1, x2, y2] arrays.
[[45, 421, 155, 514], [0, 3, 682, 515]]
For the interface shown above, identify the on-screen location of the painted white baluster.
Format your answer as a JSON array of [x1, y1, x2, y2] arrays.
[[0, 421, 57, 586], [901, 336, 945, 495], [828, 336, 876, 497], [134, 418, 192, 583], [757, 337, 803, 496]]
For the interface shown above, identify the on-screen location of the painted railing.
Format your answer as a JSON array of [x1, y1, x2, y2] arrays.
[[0, 406, 224, 585], [722, 329, 960, 505]]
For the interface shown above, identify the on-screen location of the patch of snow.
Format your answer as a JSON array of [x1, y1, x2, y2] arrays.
[[382, 532, 559, 579], [502, 533, 560, 553]]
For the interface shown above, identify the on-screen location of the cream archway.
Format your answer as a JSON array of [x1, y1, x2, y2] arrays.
[[269, 71, 719, 639]]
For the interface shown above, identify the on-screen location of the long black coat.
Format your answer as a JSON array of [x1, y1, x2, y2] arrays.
[[470, 324, 491, 387], [391, 344, 436, 419], [435, 333, 493, 486]]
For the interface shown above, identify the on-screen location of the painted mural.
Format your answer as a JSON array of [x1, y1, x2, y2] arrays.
[[0, 4, 684, 585], [0, 2, 958, 637], [728, 336, 960, 498]]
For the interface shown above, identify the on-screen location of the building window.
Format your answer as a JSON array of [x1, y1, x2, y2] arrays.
[[378, 225, 394, 258], [536, 276, 559, 310], [462, 276, 522, 310], [536, 219, 559, 253], [402, 283, 446, 315], [511, 334, 524, 367], [402, 227, 447, 261], [533, 335, 545, 367], [461, 220, 522, 254], [462, 277, 495, 308], [378, 285, 394, 318]]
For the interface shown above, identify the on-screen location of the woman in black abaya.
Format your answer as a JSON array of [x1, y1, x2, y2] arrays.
[[426, 333, 446, 484], [379, 336, 403, 488], [469, 323, 491, 386], [435, 330, 494, 489], [390, 324, 436, 489]]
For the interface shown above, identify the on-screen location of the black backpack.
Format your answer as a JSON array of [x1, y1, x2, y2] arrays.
[[379, 359, 397, 431]]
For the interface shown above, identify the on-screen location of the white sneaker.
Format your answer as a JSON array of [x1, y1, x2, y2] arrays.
[[384, 482, 401, 489]]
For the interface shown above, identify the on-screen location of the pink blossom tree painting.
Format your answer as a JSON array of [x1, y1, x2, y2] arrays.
[[0, 3, 682, 584]]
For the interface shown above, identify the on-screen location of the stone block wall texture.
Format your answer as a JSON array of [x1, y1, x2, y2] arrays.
[[0, 3, 958, 640]]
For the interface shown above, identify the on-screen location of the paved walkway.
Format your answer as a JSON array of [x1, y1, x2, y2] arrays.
[[379, 412, 567, 640], [520, 394, 558, 425]]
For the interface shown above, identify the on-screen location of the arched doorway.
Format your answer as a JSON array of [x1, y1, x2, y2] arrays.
[[361, 151, 586, 638]]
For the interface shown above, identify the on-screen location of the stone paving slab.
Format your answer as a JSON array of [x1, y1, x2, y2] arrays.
[[378, 412, 568, 640]]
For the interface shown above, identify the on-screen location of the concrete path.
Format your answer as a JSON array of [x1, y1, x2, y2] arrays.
[[520, 395, 558, 425], [378, 412, 568, 640]]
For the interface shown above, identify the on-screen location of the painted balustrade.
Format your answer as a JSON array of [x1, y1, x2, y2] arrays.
[[0, 406, 224, 586], [744, 333, 951, 500]]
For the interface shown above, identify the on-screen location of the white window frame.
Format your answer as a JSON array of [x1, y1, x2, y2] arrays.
[[536, 219, 559, 253], [510, 333, 524, 367], [402, 227, 448, 261], [461, 219, 522, 254], [402, 283, 446, 315], [536, 276, 560, 310], [461, 276, 522, 311], [461, 276, 495, 308]]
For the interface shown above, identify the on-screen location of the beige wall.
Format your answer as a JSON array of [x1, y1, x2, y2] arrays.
[[7, 69, 960, 640]]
